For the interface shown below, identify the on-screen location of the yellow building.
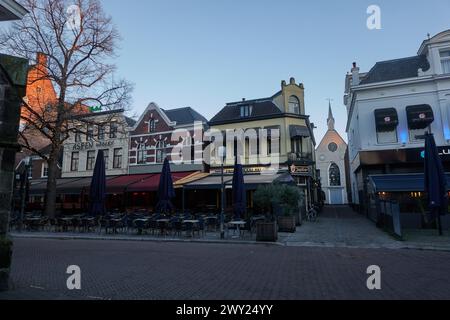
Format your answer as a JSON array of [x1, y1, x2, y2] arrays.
[[206, 78, 318, 211]]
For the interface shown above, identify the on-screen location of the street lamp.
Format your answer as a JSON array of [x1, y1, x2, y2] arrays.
[[18, 157, 32, 233], [218, 146, 226, 239]]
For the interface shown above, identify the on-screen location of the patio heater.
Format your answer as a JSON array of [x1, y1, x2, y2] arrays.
[[218, 146, 226, 239]]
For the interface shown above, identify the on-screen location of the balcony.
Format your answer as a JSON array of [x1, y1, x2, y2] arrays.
[[288, 152, 314, 165]]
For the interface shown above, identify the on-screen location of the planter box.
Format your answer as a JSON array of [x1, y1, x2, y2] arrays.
[[278, 216, 296, 233], [256, 221, 278, 242]]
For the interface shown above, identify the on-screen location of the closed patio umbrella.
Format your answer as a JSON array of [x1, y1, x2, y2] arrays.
[[156, 158, 176, 214], [424, 133, 448, 235], [88, 150, 106, 217], [232, 159, 246, 221]]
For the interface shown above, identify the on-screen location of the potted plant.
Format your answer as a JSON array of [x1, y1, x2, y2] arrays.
[[253, 185, 278, 242], [277, 185, 301, 233]]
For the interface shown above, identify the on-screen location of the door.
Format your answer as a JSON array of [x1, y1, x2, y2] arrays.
[[329, 189, 343, 205]]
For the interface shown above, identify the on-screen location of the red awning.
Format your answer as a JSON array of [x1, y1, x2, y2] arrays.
[[126, 171, 193, 192], [106, 174, 154, 194]]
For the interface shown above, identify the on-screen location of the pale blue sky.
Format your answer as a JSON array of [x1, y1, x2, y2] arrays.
[[102, 0, 450, 143]]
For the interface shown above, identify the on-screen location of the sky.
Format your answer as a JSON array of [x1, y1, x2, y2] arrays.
[[101, 0, 450, 143]]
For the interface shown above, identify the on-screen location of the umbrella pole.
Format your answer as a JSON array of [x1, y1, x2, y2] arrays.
[[437, 212, 443, 236]]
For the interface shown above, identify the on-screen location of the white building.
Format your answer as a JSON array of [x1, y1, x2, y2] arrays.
[[344, 29, 450, 215], [316, 103, 348, 205], [62, 109, 135, 178]]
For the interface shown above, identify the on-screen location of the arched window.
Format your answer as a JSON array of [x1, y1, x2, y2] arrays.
[[149, 119, 156, 132], [329, 163, 341, 186], [288, 96, 301, 114]]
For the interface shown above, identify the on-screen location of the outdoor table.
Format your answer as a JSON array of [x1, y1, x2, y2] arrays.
[[227, 221, 246, 238], [183, 220, 199, 237]]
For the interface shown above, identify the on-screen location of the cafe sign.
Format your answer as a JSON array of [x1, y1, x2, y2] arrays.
[[73, 140, 115, 151]]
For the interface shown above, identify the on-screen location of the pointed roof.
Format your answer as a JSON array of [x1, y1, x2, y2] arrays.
[[327, 101, 335, 131]]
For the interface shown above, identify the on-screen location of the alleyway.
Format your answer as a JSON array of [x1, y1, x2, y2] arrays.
[[281, 206, 399, 249]]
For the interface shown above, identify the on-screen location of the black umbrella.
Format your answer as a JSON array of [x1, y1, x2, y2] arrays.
[[424, 133, 447, 235], [232, 159, 246, 221], [88, 150, 106, 217], [156, 158, 176, 214]]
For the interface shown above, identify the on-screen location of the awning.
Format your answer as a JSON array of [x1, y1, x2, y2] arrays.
[[369, 173, 450, 192], [173, 172, 209, 188], [29, 178, 83, 195], [185, 173, 295, 190], [126, 171, 193, 192], [406, 105, 434, 130], [289, 125, 310, 138], [106, 174, 152, 194], [57, 176, 118, 195], [374, 108, 399, 131]]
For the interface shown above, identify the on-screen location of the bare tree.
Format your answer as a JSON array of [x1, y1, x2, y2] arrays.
[[0, 0, 132, 217]]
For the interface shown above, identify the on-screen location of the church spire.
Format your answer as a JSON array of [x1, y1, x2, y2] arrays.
[[327, 100, 335, 131]]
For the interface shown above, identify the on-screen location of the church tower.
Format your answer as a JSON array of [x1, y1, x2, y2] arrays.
[[315, 101, 348, 205]]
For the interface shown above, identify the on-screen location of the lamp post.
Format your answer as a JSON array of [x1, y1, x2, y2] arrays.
[[18, 157, 32, 233], [218, 146, 226, 239]]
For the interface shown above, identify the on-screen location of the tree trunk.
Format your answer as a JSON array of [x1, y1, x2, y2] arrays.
[[43, 150, 59, 218]]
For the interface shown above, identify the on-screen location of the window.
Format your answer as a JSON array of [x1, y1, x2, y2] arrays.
[[71, 152, 79, 171], [86, 125, 94, 141], [328, 142, 338, 152], [406, 105, 434, 142], [137, 143, 147, 164], [288, 96, 301, 114], [41, 162, 48, 178], [148, 119, 156, 132], [156, 140, 166, 163], [86, 150, 96, 170], [98, 125, 105, 140], [441, 50, 450, 74], [375, 108, 399, 144], [329, 163, 341, 186], [75, 129, 82, 143], [113, 148, 122, 169], [240, 105, 252, 118], [101, 149, 109, 169], [110, 123, 118, 139], [28, 162, 33, 180]]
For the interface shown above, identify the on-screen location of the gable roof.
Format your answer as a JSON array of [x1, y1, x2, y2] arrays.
[[360, 55, 430, 85], [209, 99, 283, 125], [162, 107, 208, 126]]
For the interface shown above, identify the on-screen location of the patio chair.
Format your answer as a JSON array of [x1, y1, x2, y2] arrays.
[[194, 218, 205, 237]]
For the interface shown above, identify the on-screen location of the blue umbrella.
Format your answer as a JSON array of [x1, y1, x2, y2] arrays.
[[88, 149, 106, 217], [424, 133, 447, 235], [232, 159, 246, 221], [156, 158, 176, 213]]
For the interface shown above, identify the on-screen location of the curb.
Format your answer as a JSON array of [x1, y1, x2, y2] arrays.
[[9, 233, 283, 247]]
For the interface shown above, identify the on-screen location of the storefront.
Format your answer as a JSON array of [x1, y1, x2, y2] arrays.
[[367, 173, 450, 230]]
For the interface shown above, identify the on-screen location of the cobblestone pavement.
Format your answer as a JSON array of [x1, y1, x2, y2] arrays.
[[282, 206, 400, 249], [1, 237, 450, 300]]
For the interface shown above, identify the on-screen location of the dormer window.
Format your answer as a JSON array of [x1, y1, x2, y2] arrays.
[[288, 96, 300, 114], [240, 105, 252, 118], [441, 50, 450, 74]]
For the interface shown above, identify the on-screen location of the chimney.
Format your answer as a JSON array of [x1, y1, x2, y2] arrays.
[[351, 62, 360, 86]]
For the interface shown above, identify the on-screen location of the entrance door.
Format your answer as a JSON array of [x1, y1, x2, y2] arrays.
[[329, 189, 343, 205]]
